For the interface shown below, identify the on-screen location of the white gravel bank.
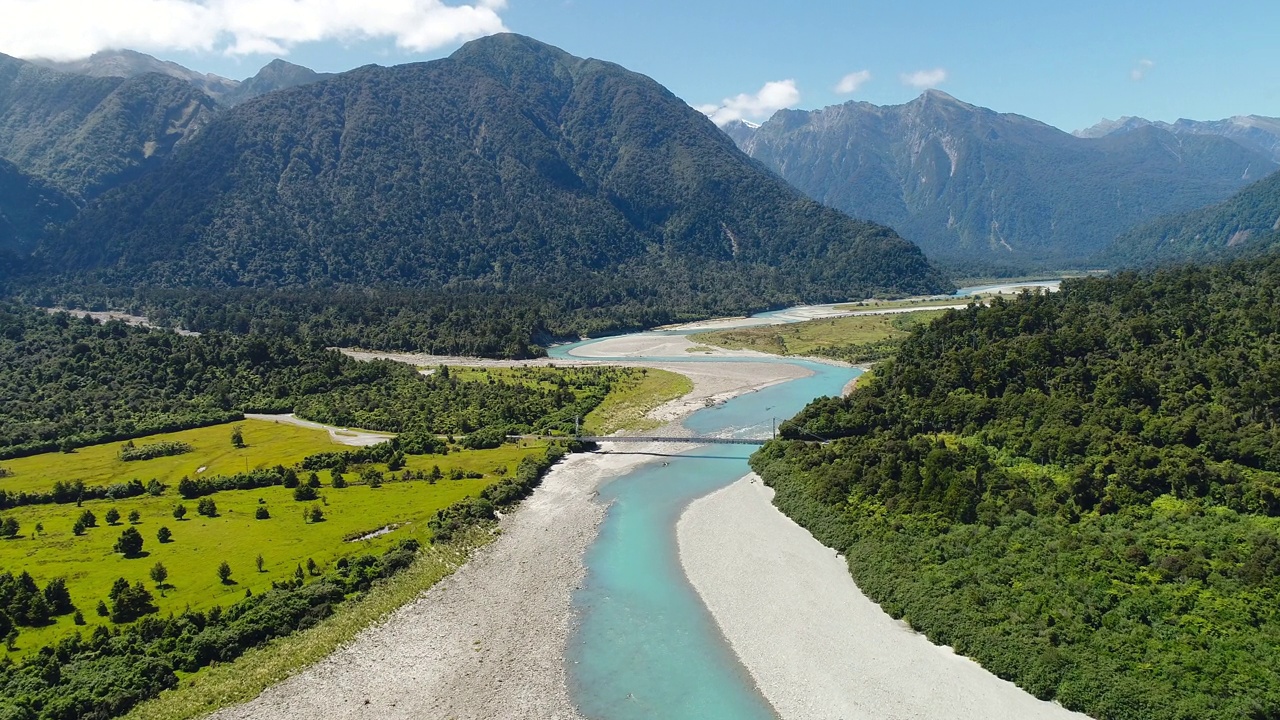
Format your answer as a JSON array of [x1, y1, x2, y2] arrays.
[[677, 476, 1090, 720]]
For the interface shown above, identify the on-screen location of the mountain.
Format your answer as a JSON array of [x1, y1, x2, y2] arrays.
[[30, 49, 240, 102], [729, 91, 1277, 272], [35, 34, 947, 308], [0, 157, 76, 258], [222, 59, 332, 106], [1077, 114, 1280, 163], [1104, 168, 1280, 266], [0, 52, 218, 199]]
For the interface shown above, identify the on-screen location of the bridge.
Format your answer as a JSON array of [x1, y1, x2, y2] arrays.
[[509, 434, 770, 446]]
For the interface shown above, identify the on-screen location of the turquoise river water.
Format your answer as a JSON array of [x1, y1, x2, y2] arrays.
[[548, 338, 859, 719]]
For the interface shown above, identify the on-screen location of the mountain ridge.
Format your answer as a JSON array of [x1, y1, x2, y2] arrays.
[[31, 34, 948, 317], [728, 92, 1277, 272]]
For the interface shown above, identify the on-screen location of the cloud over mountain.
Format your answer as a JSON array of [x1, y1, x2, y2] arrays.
[[697, 79, 800, 127], [0, 0, 508, 60]]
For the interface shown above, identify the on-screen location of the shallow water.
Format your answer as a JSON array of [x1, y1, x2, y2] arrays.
[[563, 344, 857, 719]]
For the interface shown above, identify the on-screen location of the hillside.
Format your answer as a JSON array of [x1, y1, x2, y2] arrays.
[[751, 259, 1280, 719], [0, 158, 76, 258], [729, 91, 1276, 273], [0, 53, 217, 199], [29, 49, 241, 103], [32, 34, 946, 324], [1104, 169, 1280, 266]]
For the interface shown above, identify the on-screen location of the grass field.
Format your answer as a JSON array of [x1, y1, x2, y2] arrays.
[[582, 368, 692, 434], [0, 420, 348, 496], [0, 436, 546, 657], [123, 527, 492, 720], [690, 311, 947, 362], [834, 297, 977, 312]]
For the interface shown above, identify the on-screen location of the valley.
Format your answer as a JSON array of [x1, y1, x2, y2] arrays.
[[1, 10, 1279, 720]]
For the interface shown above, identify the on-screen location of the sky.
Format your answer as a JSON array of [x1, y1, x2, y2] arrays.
[[1, 0, 1277, 132]]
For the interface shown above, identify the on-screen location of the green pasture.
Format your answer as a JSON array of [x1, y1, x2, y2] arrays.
[[690, 311, 946, 359], [0, 438, 547, 657], [0, 420, 346, 496], [582, 368, 691, 434]]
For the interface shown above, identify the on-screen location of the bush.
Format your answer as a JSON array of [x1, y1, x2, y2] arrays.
[[119, 441, 192, 461], [105, 508, 121, 525], [293, 485, 318, 501], [113, 527, 144, 557], [217, 561, 232, 584], [196, 497, 217, 517], [255, 506, 270, 520]]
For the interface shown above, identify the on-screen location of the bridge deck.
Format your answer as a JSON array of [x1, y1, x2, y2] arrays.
[[510, 435, 769, 446]]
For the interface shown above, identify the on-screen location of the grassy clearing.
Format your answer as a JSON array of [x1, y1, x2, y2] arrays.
[[123, 526, 494, 720], [582, 368, 692, 434], [833, 297, 977, 312], [0, 436, 546, 656], [0, 420, 346, 495], [690, 311, 947, 363]]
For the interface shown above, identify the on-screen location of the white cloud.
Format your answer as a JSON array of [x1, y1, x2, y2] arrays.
[[697, 79, 800, 127], [900, 68, 947, 89], [1130, 58, 1155, 81], [834, 69, 871, 95], [0, 0, 509, 60]]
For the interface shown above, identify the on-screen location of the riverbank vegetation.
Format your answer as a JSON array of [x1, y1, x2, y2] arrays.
[[752, 256, 1280, 719], [691, 311, 946, 365]]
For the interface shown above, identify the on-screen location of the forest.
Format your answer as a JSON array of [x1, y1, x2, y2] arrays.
[[752, 255, 1280, 719]]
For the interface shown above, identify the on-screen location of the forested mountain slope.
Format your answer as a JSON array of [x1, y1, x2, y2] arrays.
[[0, 53, 217, 200], [33, 34, 946, 308], [1104, 168, 1280, 266], [0, 158, 76, 257], [730, 91, 1276, 273], [752, 258, 1280, 719]]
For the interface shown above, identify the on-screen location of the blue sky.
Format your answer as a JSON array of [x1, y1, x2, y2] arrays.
[[2, 0, 1277, 132]]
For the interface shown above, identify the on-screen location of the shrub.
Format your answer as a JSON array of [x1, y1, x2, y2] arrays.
[[128, 509, 141, 524], [217, 561, 232, 584], [172, 503, 187, 520], [308, 505, 325, 523], [119, 441, 192, 461], [113, 527, 144, 557], [293, 485, 318, 501], [196, 497, 217, 517], [0, 517, 17, 538], [105, 508, 121, 525], [255, 506, 270, 520], [156, 526, 172, 543]]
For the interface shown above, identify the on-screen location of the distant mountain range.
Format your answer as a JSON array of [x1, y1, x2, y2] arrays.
[[26, 34, 945, 312], [1075, 114, 1280, 163], [727, 91, 1277, 272], [1104, 168, 1280, 266]]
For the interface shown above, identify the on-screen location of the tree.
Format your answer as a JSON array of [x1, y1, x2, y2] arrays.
[[293, 485, 318, 501], [255, 554, 264, 572], [217, 561, 233, 584], [308, 505, 325, 523], [173, 503, 187, 521], [332, 471, 347, 489], [73, 609, 85, 625], [157, 526, 172, 543], [231, 425, 246, 448], [430, 465, 443, 481], [42, 578, 73, 614], [0, 517, 18, 538], [255, 506, 270, 520], [196, 497, 217, 517], [113, 527, 144, 557], [78, 509, 97, 527], [72, 518, 86, 536], [146, 479, 164, 496], [307, 472, 321, 489], [33, 522, 42, 536], [306, 558, 319, 576], [128, 509, 141, 524], [149, 562, 169, 594], [95, 600, 109, 617], [105, 508, 121, 526]]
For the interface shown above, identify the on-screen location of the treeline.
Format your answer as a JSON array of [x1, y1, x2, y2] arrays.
[[0, 479, 162, 512], [753, 255, 1280, 719], [0, 302, 391, 457], [429, 445, 566, 541], [295, 364, 637, 437]]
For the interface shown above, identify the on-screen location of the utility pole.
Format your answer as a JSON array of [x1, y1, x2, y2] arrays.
[[772, 417, 776, 440]]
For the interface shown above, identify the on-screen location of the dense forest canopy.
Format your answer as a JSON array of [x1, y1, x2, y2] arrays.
[[753, 255, 1280, 719]]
